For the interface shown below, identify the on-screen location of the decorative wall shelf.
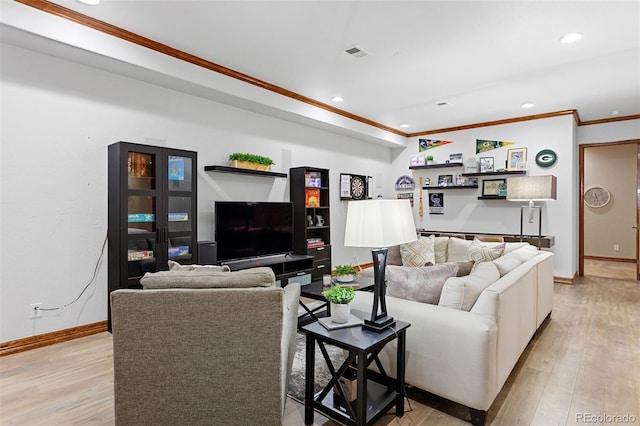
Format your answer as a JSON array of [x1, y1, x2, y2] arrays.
[[409, 162, 463, 170], [423, 185, 479, 190], [204, 165, 287, 178], [478, 195, 507, 200], [461, 170, 525, 177]]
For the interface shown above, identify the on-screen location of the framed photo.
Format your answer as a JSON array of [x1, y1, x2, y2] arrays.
[[438, 174, 453, 186], [482, 179, 506, 197], [507, 148, 527, 170], [479, 157, 494, 173]]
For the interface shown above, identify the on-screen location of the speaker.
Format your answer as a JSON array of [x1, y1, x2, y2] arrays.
[[197, 241, 217, 265]]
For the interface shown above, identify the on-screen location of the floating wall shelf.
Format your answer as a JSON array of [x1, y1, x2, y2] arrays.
[[409, 162, 463, 170], [462, 170, 526, 177], [423, 185, 479, 190], [204, 165, 288, 178]]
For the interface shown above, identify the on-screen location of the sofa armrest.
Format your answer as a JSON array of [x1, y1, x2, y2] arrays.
[[350, 292, 498, 410]]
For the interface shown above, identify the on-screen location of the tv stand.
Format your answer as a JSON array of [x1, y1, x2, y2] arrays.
[[222, 254, 314, 287]]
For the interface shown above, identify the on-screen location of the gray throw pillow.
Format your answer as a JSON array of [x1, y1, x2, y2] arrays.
[[386, 263, 459, 305]]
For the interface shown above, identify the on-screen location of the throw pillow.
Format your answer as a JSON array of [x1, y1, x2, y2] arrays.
[[438, 262, 500, 311], [455, 260, 475, 277], [433, 236, 449, 264], [386, 263, 459, 305], [465, 242, 505, 264], [387, 245, 403, 266], [492, 251, 523, 277], [168, 259, 231, 272], [400, 236, 435, 267], [140, 266, 275, 289], [511, 244, 540, 262], [446, 237, 472, 263]]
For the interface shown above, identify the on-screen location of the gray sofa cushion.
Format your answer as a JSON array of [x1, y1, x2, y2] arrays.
[[386, 263, 459, 305], [140, 267, 275, 289]]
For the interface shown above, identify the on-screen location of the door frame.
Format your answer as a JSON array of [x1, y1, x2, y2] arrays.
[[578, 139, 640, 277]]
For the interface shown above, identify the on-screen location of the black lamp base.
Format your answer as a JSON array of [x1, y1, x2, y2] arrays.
[[362, 315, 395, 333]]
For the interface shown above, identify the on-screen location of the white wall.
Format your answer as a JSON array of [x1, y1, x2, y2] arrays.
[[389, 115, 578, 280], [0, 43, 389, 342], [2, 41, 631, 342], [578, 119, 640, 144]]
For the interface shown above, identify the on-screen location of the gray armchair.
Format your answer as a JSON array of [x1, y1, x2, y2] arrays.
[[110, 266, 300, 426]]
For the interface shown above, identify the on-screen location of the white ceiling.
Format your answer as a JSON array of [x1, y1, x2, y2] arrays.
[[7, 0, 640, 137]]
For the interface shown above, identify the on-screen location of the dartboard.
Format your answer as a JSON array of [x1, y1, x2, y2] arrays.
[[350, 175, 366, 200]]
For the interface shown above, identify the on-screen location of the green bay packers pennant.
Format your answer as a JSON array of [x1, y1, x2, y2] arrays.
[[476, 139, 515, 153], [419, 139, 452, 152]]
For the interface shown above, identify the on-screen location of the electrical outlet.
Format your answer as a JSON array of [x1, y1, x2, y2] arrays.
[[29, 303, 42, 319], [613, 244, 620, 252]]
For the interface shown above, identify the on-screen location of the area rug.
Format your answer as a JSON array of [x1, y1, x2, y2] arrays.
[[287, 331, 346, 403]]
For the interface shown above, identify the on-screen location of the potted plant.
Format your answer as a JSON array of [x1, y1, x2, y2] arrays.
[[426, 154, 435, 165], [321, 284, 356, 323], [334, 264, 358, 283], [228, 153, 275, 171]]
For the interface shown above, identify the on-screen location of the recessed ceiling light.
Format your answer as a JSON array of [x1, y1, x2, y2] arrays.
[[560, 32, 583, 44], [611, 110, 621, 116], [78, 0, 100, 4], [331, 96, 343, 103], [399, 123, 409, 128], [521, 102, 535, 109]]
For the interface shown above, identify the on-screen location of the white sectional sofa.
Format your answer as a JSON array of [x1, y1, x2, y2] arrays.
[[351, 237, 554, 425]]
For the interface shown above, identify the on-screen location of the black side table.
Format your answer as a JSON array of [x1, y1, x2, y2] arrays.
[[301, 309, 410, 425]]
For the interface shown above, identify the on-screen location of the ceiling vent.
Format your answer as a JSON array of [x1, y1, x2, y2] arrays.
[[345, 46, 368, 58]]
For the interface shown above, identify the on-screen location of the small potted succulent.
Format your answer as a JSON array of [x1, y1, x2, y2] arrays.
[[426, 154, 435, 165], [334, 264, 358, 283], [321, 284, 356, 323]]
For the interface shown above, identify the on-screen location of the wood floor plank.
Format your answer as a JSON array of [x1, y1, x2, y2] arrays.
[[1, 262, 638, 425]]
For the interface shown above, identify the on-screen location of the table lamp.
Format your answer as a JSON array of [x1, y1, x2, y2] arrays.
[[506, 175, 557, 247], [343, 199, 417, 332]]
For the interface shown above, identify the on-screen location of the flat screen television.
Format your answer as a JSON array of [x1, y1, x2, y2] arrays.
[[215, 201, 294, 262]]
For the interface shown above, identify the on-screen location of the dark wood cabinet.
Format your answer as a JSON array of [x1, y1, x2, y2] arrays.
[[290, 167, 332, 280], [108, 142, 197, 329]]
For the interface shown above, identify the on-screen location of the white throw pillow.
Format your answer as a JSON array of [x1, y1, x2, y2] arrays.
[[400, 235, 436, 267], [511, 244, 540, 262], [446, 237, 472, 263], [492, 251, 523, 277], [168, 259, 231, 272], [438, 262, 500, 311], [433, 236, 449, 264]]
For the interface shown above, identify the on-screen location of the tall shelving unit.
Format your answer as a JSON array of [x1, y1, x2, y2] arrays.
[[290, 167, 331, 281], [107, 141, 197, 330]]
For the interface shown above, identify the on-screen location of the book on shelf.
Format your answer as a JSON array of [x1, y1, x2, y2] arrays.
[[307, 241, 325, 248], [128, 213, 155, 223], [168, 246, 190, 257], [128, 250, 154, 261], [168, 212, 189, 221], [305, 171, 322, 188], [305, 188, 320, 207]]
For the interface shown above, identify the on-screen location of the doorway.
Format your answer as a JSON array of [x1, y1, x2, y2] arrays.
[[579, 139, 639, 280]]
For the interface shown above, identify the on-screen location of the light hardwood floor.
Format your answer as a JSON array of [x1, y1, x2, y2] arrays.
[[2, 273, 639, 425]]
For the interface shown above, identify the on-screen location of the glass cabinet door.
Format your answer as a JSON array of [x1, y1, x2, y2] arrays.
[[167, 155, 192, 191], [128, 151, 157, 190]]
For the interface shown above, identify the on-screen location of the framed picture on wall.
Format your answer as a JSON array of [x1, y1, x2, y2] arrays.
[[507, 148, 527, 170], [438, 174, 453, 186], [482, 179, 506, 197], [479, 157, 494, 173]]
